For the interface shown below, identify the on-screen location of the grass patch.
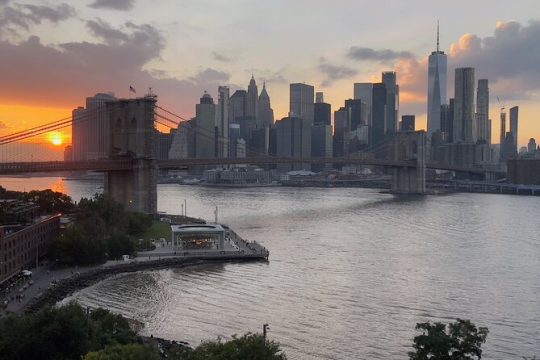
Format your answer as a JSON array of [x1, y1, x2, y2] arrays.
[[142, 220, 171, 241]]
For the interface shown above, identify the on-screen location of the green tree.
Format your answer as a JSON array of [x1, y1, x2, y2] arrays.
[[0, 303, 92, 360], [409, 319, 489, 360], [50, 194, 153, 265], [0, 303, 141, 360], [25, 189, 75, 214], [188, 333, 287, 360], [107, 234, 135, 259], [89, 308, 138, 348], [83, 344, 160, 360]]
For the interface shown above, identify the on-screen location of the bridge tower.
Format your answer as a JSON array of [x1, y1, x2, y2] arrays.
[[392, 131, 426, 194], [105, 96, 158, 214]]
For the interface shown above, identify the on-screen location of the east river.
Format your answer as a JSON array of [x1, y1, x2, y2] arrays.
[[2, 176, 539, 359]]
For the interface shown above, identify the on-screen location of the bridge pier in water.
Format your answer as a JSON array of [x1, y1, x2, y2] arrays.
[[391, 131, 426, 194], [104, 96, 158, 215]]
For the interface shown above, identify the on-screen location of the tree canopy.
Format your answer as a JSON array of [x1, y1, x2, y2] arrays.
[[409, 319, 489, 360], [50, 194, 152, 265], [188, 333, 287, 360], [0, 303, 138, 360]]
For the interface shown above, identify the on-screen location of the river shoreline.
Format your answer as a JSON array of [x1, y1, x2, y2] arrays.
[[24, 256, 266, 313]]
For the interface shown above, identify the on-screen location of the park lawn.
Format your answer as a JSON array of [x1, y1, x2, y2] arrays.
[[142, 220, 171, 241]]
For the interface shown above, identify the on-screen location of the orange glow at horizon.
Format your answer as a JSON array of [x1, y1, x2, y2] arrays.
[[0, 103, 72, 145]]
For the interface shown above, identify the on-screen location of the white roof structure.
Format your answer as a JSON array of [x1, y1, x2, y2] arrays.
[[171, 224, 225, 233]]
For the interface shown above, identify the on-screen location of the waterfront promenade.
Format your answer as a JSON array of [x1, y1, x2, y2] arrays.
[[1, 226, 268, 314]]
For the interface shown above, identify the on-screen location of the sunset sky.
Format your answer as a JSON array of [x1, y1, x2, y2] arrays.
[[0, 0, 539, 159]]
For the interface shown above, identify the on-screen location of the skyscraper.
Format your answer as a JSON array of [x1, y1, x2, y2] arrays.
[[333, 107, 350, 157], [401, 115, 415, 131], [453, 67, 475, 143], [71, 106, 86, 161], [314, 96, 331, 126], [427, 22, 447, 137], [275, 116, 304, 172], [216, 86, 229, 158], [371, 83, 387, 146], [246, 75, 259, 124], [257, 82, 274, 127], [195, 91, 216, 158], [311, 123, 333, 172], [510, 106, 519, 152], [499, 109, 506, 146], [476, 79, 489, 144], [71, 92, 116, 161], [382, 71, 399, 135], [527, 138, 537, 153], [229, 90, 247, 123], [345, 99, 367, 131], [353, 83, 373, 126], [290, 83, 314, 166]]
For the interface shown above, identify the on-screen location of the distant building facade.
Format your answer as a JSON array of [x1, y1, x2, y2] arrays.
[[195, 92, 216, 158], [401, 115, 415, 131], [476, 79, 490, 144], [290, 83, 314, 168], [72, 92, 116, 161], [276, 116, 304, 172], [453, 67, 475, 143], [0, 214, 60, 284]]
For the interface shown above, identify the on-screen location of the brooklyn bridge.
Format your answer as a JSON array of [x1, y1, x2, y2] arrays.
[[0, 96, 503, 214]]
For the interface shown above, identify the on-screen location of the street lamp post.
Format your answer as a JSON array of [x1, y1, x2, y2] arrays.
[[263, 323, 269, 342]]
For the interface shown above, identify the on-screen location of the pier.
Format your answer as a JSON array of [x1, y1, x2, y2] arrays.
[[137, 224, 269, 261]]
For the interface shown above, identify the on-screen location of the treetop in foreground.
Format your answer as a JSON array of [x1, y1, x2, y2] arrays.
[[409, 319, 489, 360]]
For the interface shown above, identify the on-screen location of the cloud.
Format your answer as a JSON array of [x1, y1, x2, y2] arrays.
[[0, 19, 232, 120], [86, 18, 129, 44], [88, 0, 135, 11], [211, 51, 231, 62], [448, 20, 540, 100], [0, 3, 75, 37], [359, 20, 540, 119], [22, 4, 75, 23], [319, 58, 357, 87], [189, 68, 230, 84], [347, 47, 414, 63]]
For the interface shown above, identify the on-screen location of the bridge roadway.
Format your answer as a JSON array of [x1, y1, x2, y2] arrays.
[[0, 157, 504, 175], [0, 156, 416, 175]]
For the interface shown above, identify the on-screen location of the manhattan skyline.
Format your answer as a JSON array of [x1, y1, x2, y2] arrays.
[[0, 0, 539, 149]]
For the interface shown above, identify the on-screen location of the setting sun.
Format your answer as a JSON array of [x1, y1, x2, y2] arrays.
[[48, 132, 63, 146]]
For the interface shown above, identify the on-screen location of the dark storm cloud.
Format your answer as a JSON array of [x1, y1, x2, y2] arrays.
[[212, 51, 231, 62], [88, 0, 135, 11], [347, 47, 415, 63], [0, 3, 75, 36], [319, 59, 357, 87]]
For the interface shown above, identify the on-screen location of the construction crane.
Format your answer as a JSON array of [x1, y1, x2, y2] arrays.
[[497, 96, 505, 113]]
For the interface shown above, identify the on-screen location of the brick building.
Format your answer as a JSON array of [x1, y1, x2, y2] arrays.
[[0, 214, 60, 284]]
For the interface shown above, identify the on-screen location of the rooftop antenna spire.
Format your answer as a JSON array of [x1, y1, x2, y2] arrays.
[[437, 20, 440, 52]]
